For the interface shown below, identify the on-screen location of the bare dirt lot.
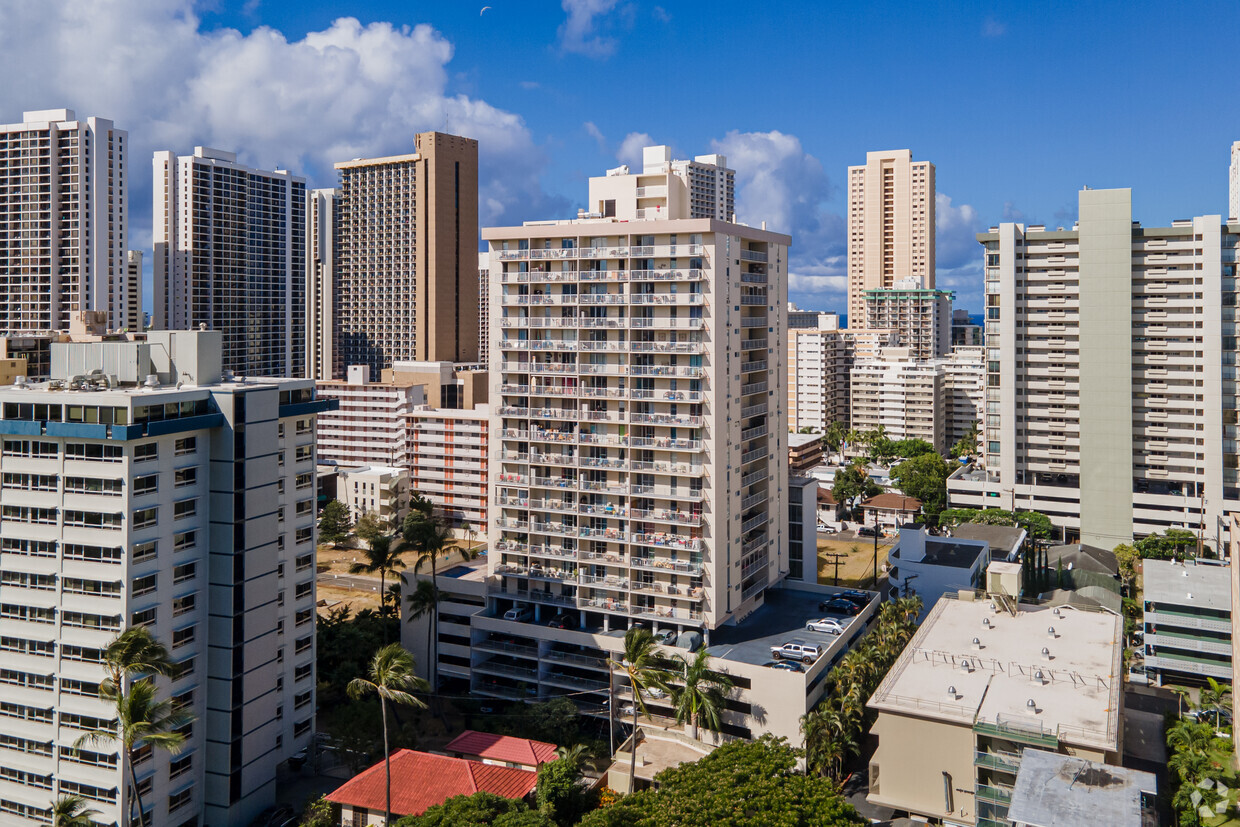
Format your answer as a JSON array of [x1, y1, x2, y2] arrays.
[[817, 536, 894, 588]]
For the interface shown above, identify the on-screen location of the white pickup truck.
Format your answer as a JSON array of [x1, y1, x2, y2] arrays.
[[769, 642, 822, 664]]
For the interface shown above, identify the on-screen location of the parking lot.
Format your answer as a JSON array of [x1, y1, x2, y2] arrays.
[[705, 587, 877, 669]]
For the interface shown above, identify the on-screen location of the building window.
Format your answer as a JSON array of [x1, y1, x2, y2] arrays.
[[132, 574, 157, 596], [171, 625, 195, 649], [174, 437, 196, 456], [173, 531, 196, 552], [133, 474, 159, 495], [132, 540, 157, 562], [174, 468, 196, 488], [131, 607, 157, 627], [133, 507, 158, 529], [173, 562, 196, 583], [134, 443, 158, 462], [173, 499, 196, 520], [172, 594, 196, 617]]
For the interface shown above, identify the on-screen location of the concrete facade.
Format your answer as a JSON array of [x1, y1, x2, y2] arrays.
[[862, 277, 952, 359], [1142, 558, 1232, 685], [332, 132, 479, 380], [951, 187, 1240, 547], [0, 110, 131, 334], [306, 188, 337, 381], [850, 348, 945, 450], [124, 251, 142, 333], [153, 146, 307, 378], [585, 145, 734, 223], [847, 150, 935, 326], [0, 331, 329, 825]]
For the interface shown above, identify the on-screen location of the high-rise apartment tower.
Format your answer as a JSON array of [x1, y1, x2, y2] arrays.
[[306, 188, 337, 381], [846, 150, 935, 327], [125, 250, 142, 332], [0, 109, 131, 335], [153, 147, 306, 378], [331, 132, 479, 380]]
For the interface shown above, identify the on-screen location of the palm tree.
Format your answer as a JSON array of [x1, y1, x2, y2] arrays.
[[608, 627, 672, 793], [823, 421, 847, 459], [349, 534, 406, 625], [668, 648, 734, 740], [347, 643, 429, 825], [50, 794, 100, 827], [1200, 677, 1232, 721], [100, 626, 176, 698], [400, 508, 472, 690], [75, 677, 192, 827], [404, 578, 440, 678]]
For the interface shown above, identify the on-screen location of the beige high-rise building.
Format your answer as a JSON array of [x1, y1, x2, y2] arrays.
[[585, 145, 734, 222], [850, 348, 945, 450], [948, 188, 1240, 547], [847, 150, 935, 327], [787, 318, 898, 433], [1230, 140, 1239, 221], [478, 252, 491, 366], [0, 109, 130, 334], [332, 132, 479, 380]]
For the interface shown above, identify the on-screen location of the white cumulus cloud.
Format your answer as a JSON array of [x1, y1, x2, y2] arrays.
[[935, 193, 986, 309], [557, 0, 622, 57], [0, 0, 568, 241], [616, 132, 657, 167], [711, 130, 846, 308]]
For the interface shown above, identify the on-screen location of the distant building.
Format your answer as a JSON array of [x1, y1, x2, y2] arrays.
[[887, 524, 989, 615], [332, 132, 480, 380], [338, 465, 407, 524], [1231, 140, 1239, 221], [478, 252, 491, 365], [444, 730, 559, 770], [850, 348, 944, 450], [0, 109, 131, 333], [788, 431, 824, 474], [1143, 558, 1232, 685], [787, 303, 838, 330], [943, 345, 985, 453], [788, 474, 819, 582], [586, 145, 734, 221], [862, 277, 952, 359], [153, 146, 307, 377], [306, 187, 337, 381], [125, 251, 143, 332], [847, 149, 935, 327], [867, 588, 1124, 826], [951, 308, 982, 347], [788, 321, 897, 433], [860, 493, 922, 532]]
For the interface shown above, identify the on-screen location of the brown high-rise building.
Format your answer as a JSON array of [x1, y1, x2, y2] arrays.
[[330, 132, 479, 379]]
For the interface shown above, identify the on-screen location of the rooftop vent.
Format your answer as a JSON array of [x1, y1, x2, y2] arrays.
[[1034, 669, 1045, 684], [1026, 698, 1038, 715], [12, 375, 27, 389], [1047, 626, 1057, 638], [1041, 646, 1052, 661], [1052, 608, 1061, 617], [972, 637, 983, 651], [143, 374, 159, 389], [960, 658, 972, 672], [947, 685, 958, 699], [982, 617, 992, 629]]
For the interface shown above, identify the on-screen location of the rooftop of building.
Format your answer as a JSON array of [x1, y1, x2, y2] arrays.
[[913, 537, 989, 569], [950, 524, 1027, 559], [443, 730, 559, 767], [1142, 558, 1231, 611], [705, 586, 877, 667], [481, 216, 791, 241], [1045, 543, 1118, 577], [788, 432, 823, 451], [868, 596, 1122, 751], [861, 493, 922, 512], [326, 749, 537, 817], [1006, 749, 1156, 827]]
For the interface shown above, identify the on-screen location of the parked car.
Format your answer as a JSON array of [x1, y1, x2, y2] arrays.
[[837, 589, 872, 606], [1126, 662, 1150, 686], [763, 660, 804, 672], [857, 526, 879, 537], [769, 641, 822, 664], [546, 613, 574, 629], [1189, 708, 1233, 729], [503, 606, 532, 622], [654, 628, 678, 644], [805, 617, 846, 635], [818, 598, 862, 616]]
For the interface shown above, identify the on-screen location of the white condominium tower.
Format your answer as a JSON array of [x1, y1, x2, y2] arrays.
[[152, 147, 306, 378], [484, 161, 789, 646], [0, 110, 132, 343], [588, 145, 734, 222], [330, 132, 480, 380], [846, 150, 935, 328], [949, 187, 1239, 548], [1230, 140, 1239, 221], [0, 330, 332, 825]]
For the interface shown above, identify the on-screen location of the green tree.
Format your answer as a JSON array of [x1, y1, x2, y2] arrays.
[[50, 794, 100, 827], [949, 421, 980, 460], [300, 796, 336, 827], [354, 511, 388, 546], [889, 452, 952, 521], [395, 792, 556, 827], [890, 438, 936, 459], [609, 627, 673, 793], [537, 752, 593, 825], [348, 643, 430, 826], [500, 697, 584, 748], [349, 534, 407, 622], [1135, 528, 1198, 560], [404, 578, 440, 678], [578, 736, 865, 827], [668, 648, 734, 740], [319, 499, 352, 546], [1113, 543, 1140, 596], [822, 421, 848, 457], [1200, 677, 1233, 722], [100, 626, 177, 698], [75, 677, 192, 827], [831, 463, 881, 513]]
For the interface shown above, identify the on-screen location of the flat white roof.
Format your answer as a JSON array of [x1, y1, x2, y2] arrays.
[[1142, 559, 1231, 612], [1007, 749, 1155, 827], [868, 597, 1122, 751]]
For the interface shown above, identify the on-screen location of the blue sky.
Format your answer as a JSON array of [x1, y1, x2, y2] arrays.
[[3, 1, 1237, 313]]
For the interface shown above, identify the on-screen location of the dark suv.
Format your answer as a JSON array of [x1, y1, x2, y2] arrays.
[[818, 598, 862, 616]]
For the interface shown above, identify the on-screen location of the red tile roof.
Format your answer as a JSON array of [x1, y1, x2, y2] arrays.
[[444, 730, 559, 767], [326, 749, 538, 817]]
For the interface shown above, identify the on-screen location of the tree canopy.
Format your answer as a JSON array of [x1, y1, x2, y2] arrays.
[[937, 507, 1054, 540], [831, 464, 881, 509], [395, 792, 555, 827], [889, 453, 952, 521], [577, 736, 865, 827], [1135, 528, 1199, 560], [318, 500, 352, 546]]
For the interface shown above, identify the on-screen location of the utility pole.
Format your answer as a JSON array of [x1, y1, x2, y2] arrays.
[[822, 552, 846, 586], [872, 506, 881, 593]]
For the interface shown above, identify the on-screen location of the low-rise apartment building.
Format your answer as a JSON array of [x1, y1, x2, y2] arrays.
[[1143, 558, 1232, 685], [868, 583, 1123, 826]]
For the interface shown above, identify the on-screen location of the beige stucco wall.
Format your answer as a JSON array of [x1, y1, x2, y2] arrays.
[[869, 711, 979, 824]]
